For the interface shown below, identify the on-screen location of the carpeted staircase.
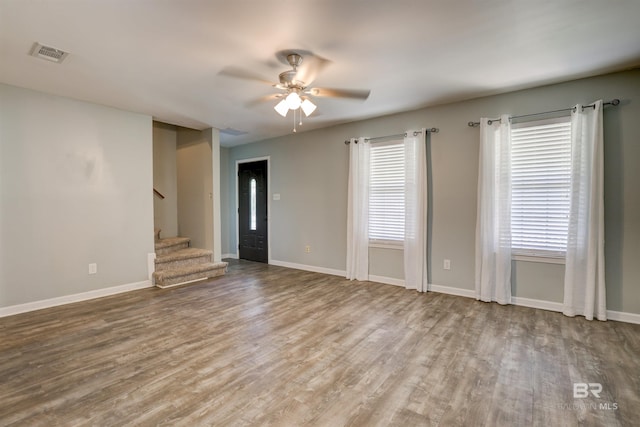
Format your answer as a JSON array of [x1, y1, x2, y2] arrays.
[[153, 229, 227, 288]]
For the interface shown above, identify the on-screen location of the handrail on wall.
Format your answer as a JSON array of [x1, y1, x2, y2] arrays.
[[153, 188, 165, 199]]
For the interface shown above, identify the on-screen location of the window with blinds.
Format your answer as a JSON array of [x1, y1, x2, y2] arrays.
[[510, 117, 571, 257], [369, 140, 405, 244]]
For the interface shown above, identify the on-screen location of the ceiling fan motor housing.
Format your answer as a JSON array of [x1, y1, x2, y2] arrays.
[[286, 53, 303, 68], [279, 69, 299, 87], [278, 53, 306, 89]]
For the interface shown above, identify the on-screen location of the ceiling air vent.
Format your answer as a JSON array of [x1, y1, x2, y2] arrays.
[[220, 128, 248, 137], [30, 42, 69, 63]]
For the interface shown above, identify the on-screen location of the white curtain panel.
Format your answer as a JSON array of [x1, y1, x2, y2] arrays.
[[563, 100, 606, 321], [346, 137, 370, 281], [475, 115, 512, 304], [404, 129, 428, 292]]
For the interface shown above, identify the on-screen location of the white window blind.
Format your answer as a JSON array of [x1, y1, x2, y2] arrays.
[[369, 141, 405, 243], [511, 118, 571, 257]]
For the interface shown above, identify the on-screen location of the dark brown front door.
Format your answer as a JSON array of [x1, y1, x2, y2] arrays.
[[238, 160, 268, 263]]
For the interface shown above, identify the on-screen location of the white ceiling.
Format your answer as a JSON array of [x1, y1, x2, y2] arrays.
[[1, 0, 639, 147]]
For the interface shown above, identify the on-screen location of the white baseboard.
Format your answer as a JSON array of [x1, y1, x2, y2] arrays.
[[222, 253, 238, 259], [269, 260, 346, 277], [4, 265, 638, 325], [429, 284, 476, 299], [369, 275, 405, 287], [427, 286, 640, 324], [0, 280, 153, 318], [607, 310, 640, 324], [429, 285, 566, 314], [510, 296, 564, 313]]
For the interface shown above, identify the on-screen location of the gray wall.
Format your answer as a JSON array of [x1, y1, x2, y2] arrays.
[[177, 128, 214, 251], [153, 121, 178, 238], [0, 83, 154, 307], [227, 135, 348, 267], [225, 69, 640, 315]]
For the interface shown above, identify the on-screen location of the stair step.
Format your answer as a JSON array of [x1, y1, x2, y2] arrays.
[[155, 237, 190, 256], [155, 248, 213, 271], [153, 262, 228, 289]]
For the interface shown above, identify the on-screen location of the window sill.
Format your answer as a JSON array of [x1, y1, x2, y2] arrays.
[[512, 254, 565, 265], [369, 242, 403, 250]]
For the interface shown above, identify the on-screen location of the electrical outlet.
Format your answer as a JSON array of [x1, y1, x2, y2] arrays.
[[443, 259, 451, 270], [88, 263, 97, 275], [305, 245, 311, 253]]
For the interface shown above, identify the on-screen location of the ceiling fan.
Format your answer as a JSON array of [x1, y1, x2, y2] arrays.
[[220, 50, 371, 131]]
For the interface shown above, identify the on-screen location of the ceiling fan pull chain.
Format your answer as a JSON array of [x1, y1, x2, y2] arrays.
[[293, 107, 297, 132]]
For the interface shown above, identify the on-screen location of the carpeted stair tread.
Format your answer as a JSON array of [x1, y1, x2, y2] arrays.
[[153, 262, 227, 280], [153, 262, 228, 288], [153, 233, 226, 288], [156, 247, 212, 263], [155, 237, 190, 250]]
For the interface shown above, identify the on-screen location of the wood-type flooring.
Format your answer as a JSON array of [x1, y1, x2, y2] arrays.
[[1, 260, 639, 426]]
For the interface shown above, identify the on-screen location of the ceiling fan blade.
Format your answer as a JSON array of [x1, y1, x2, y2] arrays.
[[245, 93, 283, 108], [307, 87, 371, 100], [218, 66, 274, 86], [295, 54, 331, 87]]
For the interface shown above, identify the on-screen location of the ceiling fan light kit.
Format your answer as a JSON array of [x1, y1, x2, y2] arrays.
[[222, 50, 371, 132], [274, 99, 289, 117], [272, 55, 317, 123], [285, 91, 302, 109], [274, 90, 316, 118], [301, 99, 317, 116]]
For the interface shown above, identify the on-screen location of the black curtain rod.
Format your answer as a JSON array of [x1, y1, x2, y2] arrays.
[[467, 99, 620, 127], [344, 128, 439, 145]]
